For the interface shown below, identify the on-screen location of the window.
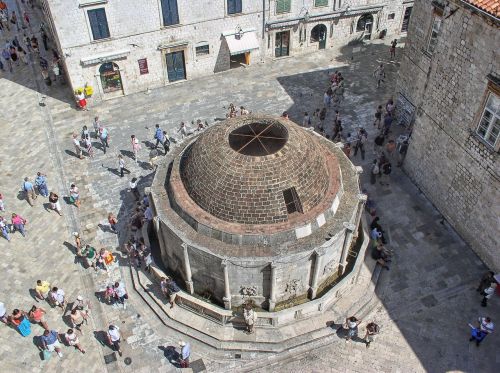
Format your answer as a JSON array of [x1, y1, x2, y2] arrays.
[[356, 14, 373, 32], [476, 92, 500, 148], [387, 13, 395, 20], [283, 187, 303, 214], [427, 15, 442, 54], [276, 0, 291, 14], [87, 8, 110, 40], [315, 0, 328, 7], [227, 0, 242, 14], [161, 0, 179, 26], [195, 44, 210, 56]]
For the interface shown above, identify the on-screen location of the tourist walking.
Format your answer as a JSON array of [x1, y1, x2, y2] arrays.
[[390, 39, 397, 59], [476, 271, 497, 293], [379, 160, 392, 186], [76, 90, 88, 111], [35, 172, 49, 197], [154, 124, 164, 149], [166, 278, 180, 309], [364, 322, 380, 348], [353, 128, 367, 160], [302, 112, 311, 127], [65, 328, 86, 353], [49, 287, 66, 310], [48, 192, 62, 216], [0, 302, 7, 324], [0, 192, 5, 211], [72, 133, 84, 159], [481, 283, 497, 307], [178, 341, 191, 368], [1, 47, 12, 72], [162, 131, 170, 154], [108, 213, 118, 233], [469, 316, 494, 346], [0, 216, 10, 242], [373, 64, 385, 88], [93, 116, 101, 138], [22, 177, 37, 206], [35, 280, 51, 301], [70, 309, 87, 332], [131, 135, 141, 162], [11, 213, 27, 237], [118, 154, 130, 178], [100, 125, 109, 153], [370, 160, 379, 185], [113, 282, 128, 309], [41, 329, 63, 358], [107, 324, 123, 356], [374, 105, 383, 128], [243, 303, 257, 334], [345, 316, 361, 342], [69, 184, 81, 208], [129, 177, 140, 200], [28, 305, 49, 330]]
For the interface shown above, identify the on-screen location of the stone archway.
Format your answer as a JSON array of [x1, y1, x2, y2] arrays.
[[310, 24, 327, 50], [98, 62, 124, 95], [356, 14, 374, 40]]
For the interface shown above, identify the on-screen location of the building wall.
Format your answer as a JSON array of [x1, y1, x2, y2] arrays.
[[44, 0, 412, 99], [397, 0, 500, 270]]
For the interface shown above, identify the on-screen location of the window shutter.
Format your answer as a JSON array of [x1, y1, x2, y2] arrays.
[[162, 0, 179, 26], [96, 9, 110, 39], [276, 0, 284, 13], [235, 0, 242, 13], [88, 10, 100, 40], [170, 0, 179, 24], [228, 0, 235, 14]]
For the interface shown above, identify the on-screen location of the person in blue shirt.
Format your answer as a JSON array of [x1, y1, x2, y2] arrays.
[[22, 177, 37, 206], [154, 124, 164, 150], [100, 126, 109, 154], [35, 172, 49, 197]]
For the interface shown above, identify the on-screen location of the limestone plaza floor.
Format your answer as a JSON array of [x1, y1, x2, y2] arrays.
[[0, 1, 498, 372]]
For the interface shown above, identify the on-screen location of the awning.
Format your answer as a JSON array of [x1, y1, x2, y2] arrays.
[[224, 32, 259, 56], [80, 49, 130, 66]]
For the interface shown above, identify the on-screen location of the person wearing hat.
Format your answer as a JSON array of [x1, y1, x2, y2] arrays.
[[178, 341, 191, 368]]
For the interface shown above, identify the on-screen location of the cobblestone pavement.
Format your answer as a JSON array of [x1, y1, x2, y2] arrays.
[[0, 1, 499, 372]]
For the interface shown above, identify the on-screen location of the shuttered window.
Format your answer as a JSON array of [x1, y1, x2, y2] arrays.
[[161, 0, 179, 26], [87, 8, 110, 40], [227, 0, 242, 14], [315, 0, 328, 7], [276, 0, 291, 14]]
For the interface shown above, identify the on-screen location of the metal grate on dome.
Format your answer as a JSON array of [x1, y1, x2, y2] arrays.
[[228, 121, 288, 156]]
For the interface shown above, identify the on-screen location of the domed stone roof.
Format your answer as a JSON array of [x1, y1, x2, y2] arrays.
[[178, 116, 340, 226]]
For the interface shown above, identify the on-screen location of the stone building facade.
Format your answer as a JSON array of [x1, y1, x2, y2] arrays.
[[41, 0, 414, 99], [396, 0, 499, 270]]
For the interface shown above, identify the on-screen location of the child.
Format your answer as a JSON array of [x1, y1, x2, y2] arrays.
[[0, 193, 5, 211]]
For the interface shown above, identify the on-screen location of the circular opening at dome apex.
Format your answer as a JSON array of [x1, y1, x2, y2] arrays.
[[228, 121, 288, 156]]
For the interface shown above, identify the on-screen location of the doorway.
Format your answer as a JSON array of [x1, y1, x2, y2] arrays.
[[230, 53, 247, 68], [99, 62, 123, 95], [165, 51, 186, 82], [401, 7, 412, 32], [356, 14, 374, 40], [310, 24, 327, 50], [275, 31, 290, 57]]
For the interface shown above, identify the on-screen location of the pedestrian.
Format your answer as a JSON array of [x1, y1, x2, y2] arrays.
[[69, 184, 81, 208], [48, 192, 62, 216], [22, 177, 37, 206], [0, 302, 7, 324], [323, 88, 332, 107], [35, 280, 51, 301], [162, 131, 170, 154], [334, 80, 345, 105], [49, 287, 66, 310], [373, 63, 385, 88], [243, 303, 257, 334], [312, 108, 321, 129], [370, 159, 379, 185], [40, 329, 63, 358], [353, 128, 367, 160], [108, 213, 118, 233], [99, 125, 109, 152], [118, 154, 130, 178], [75, 90, 88, 111], [8, 309, 31, 337], [70, 309, 87, 332], [153, 124, 164, 149], [72, 133, 83, 159], [81, 245, 97, 270], [386, 98, 395, 117], [72, 231, 82, 255], [319, 107, 327, 133], [343, 142, 351, 158], [0, 216, 10, 242], [380, 160, 392, 186], [11, 213, 27, 237], [107, 325, 122, 356], [30, 35, 39, 54], [1, 47, 12, 72], [364, 322, 380, 348], [281, 111, 289, 119], [345, 316, 361, 342], [65, 328, 86, 353], [113, 282, 128, 309], [374, 105, 383, 128], [0, 192, 4, 211], [23, 11, 30, 27], [148, 147, 159, 170], [383, 113, 393, 137], [481, 283, 497, 307], [160, 277, 169, 298], [302, 112, 311, 127], [390, 39, 397, 59], [178, 341, 191, 368], [42, 31, 48, 51], [35, 172, 49, 197], [17, 46, 28, 64], [28, 305, 49, 330], [166, 278, 180, 309], [144, 250, 153, 272], [476, 271, 496, 293], [469, 316, 494, 346], [71, 295, 91, 316], [129, 177, 140, 200], [9, 45, 19, 66], [371, 243, 390, 270], [10, 11, 19, 32], [131, 135, 141, 162], [93, 116, 101, 139], [240, 106, 249, 115], [374, 132, 385, 155], [84, 136, 94, 158]]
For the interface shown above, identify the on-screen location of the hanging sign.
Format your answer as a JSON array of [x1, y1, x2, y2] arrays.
[[138, 58, 149, 75]]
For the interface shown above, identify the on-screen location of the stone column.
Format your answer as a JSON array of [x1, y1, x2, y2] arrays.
[[221, 260, 232, 310], [310, 248, 326, 299], [181, 243, 194, 294], [339, 222, 356, 274], [268, 262, 277, 312]]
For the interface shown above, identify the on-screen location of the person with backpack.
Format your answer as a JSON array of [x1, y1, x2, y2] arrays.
[[380, 160, 392, 185], [153, 124, 164, 150], [167, 278, 180, 309], [364, 322, 380, 348], [35, 172, 49, 197], [370, 160, 379, 185], [345, 316, 361, 342], [22, 177, 37, 206]]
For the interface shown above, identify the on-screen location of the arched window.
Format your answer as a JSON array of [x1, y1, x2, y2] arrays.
[[99, 62, 122, 93], [356, 14, 373, 32]]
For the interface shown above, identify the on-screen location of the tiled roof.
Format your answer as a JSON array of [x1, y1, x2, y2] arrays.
[[462, 0, 500, 18]]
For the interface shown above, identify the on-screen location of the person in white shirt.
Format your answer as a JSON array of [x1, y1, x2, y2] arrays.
[[243, 303, 257, 334], [113, 282, 128, 309], [107, 325, 122, 356], [49, 287, 65, 310]]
